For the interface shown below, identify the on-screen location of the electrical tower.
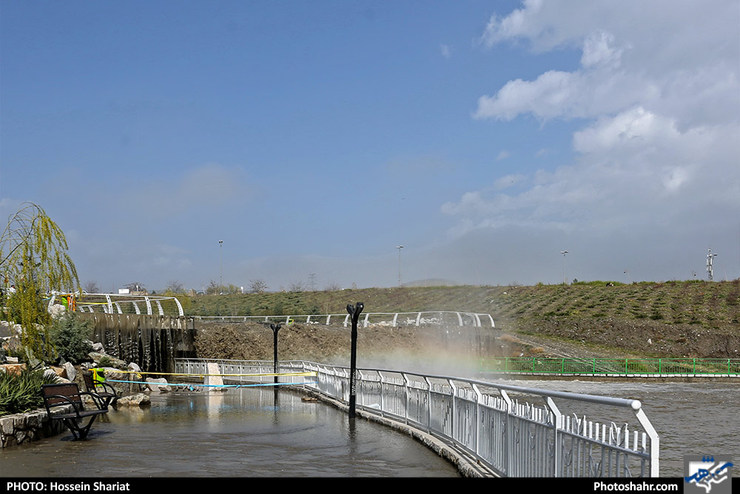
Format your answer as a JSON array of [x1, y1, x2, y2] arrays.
[[706, 248, 717, 281]]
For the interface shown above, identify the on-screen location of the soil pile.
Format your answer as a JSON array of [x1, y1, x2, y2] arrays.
[[194, 321, 511, 376], [194, 315, 738, 370]]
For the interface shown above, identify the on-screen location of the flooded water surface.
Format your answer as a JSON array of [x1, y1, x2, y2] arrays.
[[499, 378, 740, 477], [1, 379, 736, 478], [0, 388, 460, 478]]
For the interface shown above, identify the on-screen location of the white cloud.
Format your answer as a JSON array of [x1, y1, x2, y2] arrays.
[[450, 1, 740, 281], [475, 1, 739, 126], [580, 30, 623, 69]]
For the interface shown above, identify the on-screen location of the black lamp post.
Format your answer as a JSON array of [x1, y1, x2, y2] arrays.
[[270, 322, 282, 402], [346, 302, 363, 419]]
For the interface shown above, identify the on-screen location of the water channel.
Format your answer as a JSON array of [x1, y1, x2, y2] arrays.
[[1, 379, 737, 478], [0, 387, 460, 477]]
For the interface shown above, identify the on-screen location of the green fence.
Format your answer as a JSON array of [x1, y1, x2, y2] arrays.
[[480, 357, 740, 376]]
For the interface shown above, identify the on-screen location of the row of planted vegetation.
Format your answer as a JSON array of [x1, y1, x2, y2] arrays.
[[184, 279, 740, 330], [183, 279, 739, 359]]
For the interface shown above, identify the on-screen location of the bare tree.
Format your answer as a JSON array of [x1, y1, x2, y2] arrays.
[[83, 281, 100, 294], [248, 279, 268, 293]]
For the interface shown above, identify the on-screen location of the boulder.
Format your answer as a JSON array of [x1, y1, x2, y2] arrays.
[[0, 364, 25, 376], [146, 377, 171, 394], [62, 362, 76, 381], [115, 393, 151, 407], [44, 368, 67, 383]]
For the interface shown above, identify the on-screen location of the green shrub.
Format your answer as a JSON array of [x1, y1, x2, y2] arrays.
[[0, 366, 58, 416], [49, 314, 93, 364]]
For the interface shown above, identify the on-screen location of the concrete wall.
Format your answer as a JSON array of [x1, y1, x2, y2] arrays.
[[79, 313, 197, 373]]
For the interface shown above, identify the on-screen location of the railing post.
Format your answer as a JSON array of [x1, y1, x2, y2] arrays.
[[473, 383, 482, 459], [424, 376, 432, 433], [500, 389, 512, 477], [403, 373, 411, 425], [450, 379, 457, 444], [546, 397, 562, 477], [633, 405, 660, 477]]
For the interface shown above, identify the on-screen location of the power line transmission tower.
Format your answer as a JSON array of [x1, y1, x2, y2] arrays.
[[706, 248, 717, 281]]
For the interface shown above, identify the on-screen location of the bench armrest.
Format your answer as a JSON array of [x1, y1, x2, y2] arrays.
[[93, 381, 118, 396], [79, 391, 109, 410]]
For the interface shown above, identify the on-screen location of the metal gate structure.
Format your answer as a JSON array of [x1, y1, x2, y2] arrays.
[[175, 358, 659, 478]]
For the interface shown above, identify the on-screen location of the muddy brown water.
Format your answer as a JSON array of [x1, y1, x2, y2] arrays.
[[493, 378, 740, 478], [0, 388, 460, 478], [1, 380, 736, 478]]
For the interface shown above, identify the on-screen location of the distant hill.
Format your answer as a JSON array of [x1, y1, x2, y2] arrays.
[[186, 280, 739, 358], [187, 280, 739, 329]]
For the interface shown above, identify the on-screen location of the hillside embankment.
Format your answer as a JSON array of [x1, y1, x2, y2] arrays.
[[187, 281, 740, 365]]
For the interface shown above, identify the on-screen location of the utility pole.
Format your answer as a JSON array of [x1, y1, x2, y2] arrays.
[[560, 250, 569, 284], [397, 245, 404, 287], [219, 239, 224, 293]]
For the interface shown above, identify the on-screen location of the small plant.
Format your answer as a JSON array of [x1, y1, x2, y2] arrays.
[[97, 356, 114, 368], [0, 366, 58, 416]]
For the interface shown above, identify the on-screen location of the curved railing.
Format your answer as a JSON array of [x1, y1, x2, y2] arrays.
[[193, 310, 495, 328], [50, 292, 185, 317], [175, 358, 659, 478]]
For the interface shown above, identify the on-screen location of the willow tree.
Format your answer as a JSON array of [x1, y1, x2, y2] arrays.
[[0, 202, 80, 361]]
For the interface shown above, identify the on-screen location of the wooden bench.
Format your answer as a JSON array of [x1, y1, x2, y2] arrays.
[[41, 383, 109, 440], [82, 370, 119, 408]]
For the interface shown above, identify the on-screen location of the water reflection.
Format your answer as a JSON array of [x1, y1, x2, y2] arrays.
[[0, 388, 459, 478]]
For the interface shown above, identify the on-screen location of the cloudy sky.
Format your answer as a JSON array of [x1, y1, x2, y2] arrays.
[[1, 0, 738, 293]]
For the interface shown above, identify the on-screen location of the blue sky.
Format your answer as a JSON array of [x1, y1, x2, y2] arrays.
[[1, 0, 739, 293]]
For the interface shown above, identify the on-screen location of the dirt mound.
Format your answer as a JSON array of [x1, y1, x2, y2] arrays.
[[193, 315, 738, 374], [193, 321, 513, 376]]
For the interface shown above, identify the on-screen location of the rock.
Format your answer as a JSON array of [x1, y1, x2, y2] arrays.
[[146, 377, 171, 393], [88, 352, 127, 369], [62, 362, 76, 381], [0, 364, 25, 375], [44, 368, 68, 383], [115, 393, 151, 407]]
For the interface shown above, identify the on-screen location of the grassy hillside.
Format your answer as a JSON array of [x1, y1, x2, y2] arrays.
[[187, 280, 740, 330], [185, 280, 739, 359]]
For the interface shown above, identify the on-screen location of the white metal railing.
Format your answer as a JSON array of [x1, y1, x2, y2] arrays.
[[50, 292, 185, 317], [193, 310, 495, 328], [174, 358, 659, 478]]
